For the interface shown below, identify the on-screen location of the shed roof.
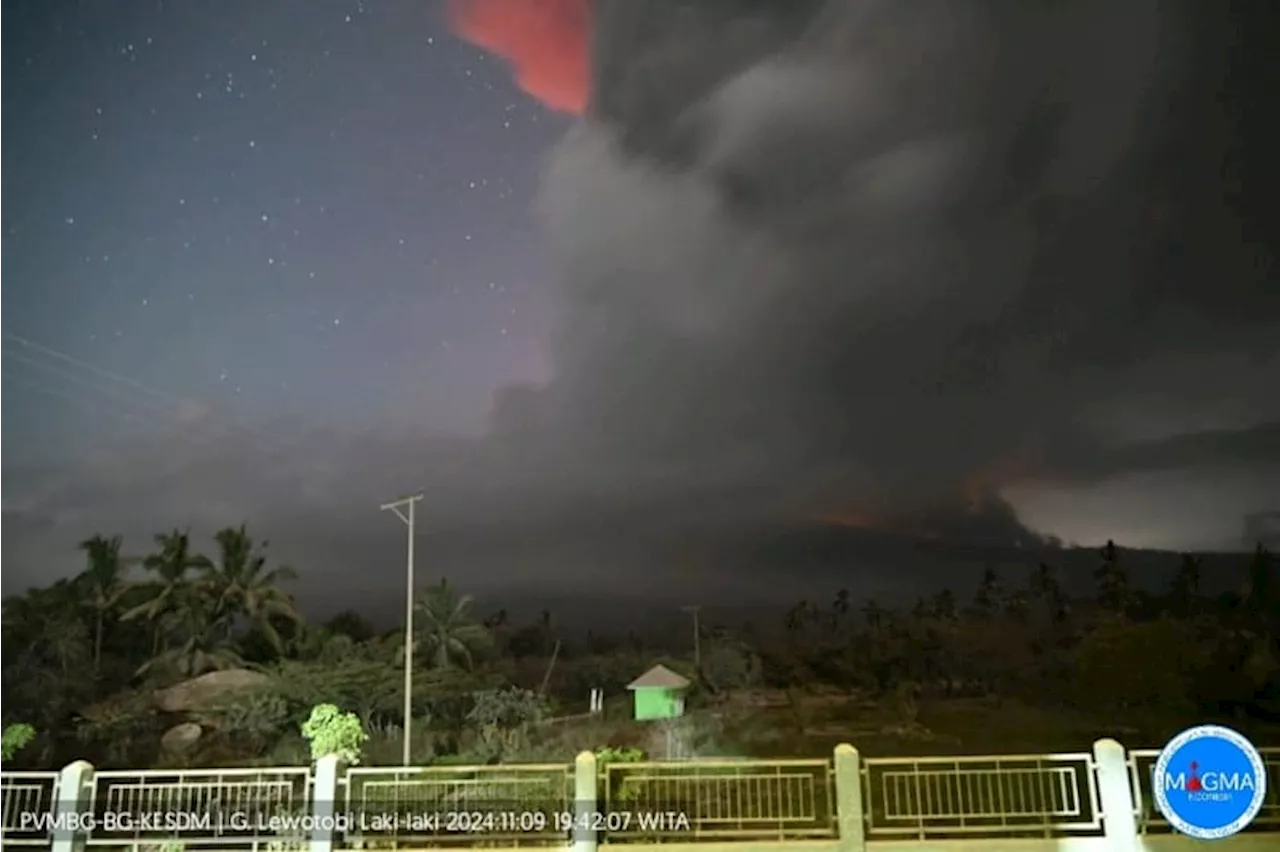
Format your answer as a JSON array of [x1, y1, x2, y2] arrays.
[[627, 664, 691, 690]]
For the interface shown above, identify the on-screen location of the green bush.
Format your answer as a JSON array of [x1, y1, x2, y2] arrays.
[[1, 724, 36, 762], [595, 745, 644, 764], [596, 745, 645, 803], [300, 704, 368, 765]]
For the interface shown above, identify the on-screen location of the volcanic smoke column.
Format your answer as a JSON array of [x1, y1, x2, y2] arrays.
[[448, 0, 1200, 542]]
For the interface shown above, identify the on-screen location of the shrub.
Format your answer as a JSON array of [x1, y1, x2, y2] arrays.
[[216, 690, 291, 754], [300, 704, 367, 765], [1, 724, 36, 762], [596, 745, 645, 803]]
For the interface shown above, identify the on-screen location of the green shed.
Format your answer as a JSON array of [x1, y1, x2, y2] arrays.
[[626, 664, 690, 721]]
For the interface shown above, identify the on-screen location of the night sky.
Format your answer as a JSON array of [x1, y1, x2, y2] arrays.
[[4, 1, 562, 448], [4, 1, 573, 606], [4, 0, 1278, 617]]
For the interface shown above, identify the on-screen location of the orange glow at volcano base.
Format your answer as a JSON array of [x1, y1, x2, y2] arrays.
[[816, 509, 938, 539], [819, 510, 885, 530]]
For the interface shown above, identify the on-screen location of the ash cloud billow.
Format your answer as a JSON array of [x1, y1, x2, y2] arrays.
[[445, 0, 1280, 542]]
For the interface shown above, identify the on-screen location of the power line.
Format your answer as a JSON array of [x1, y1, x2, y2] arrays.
[[0, 369, 156, 429], [0, 369, 339, 532], [4, 348, 178, 413], [1, 329, 419, 515], [1, 332, 318, 482], [1, 330, 313, 450], [5, 331, 192, 405]]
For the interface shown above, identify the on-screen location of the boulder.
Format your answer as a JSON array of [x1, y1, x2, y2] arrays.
[[153, 669, 271, 713], [160, 722, 203, 755]]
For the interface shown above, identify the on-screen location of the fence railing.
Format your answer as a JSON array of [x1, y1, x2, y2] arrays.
[[1128, 746, 1280, 835], [2, 741, 1277, 851], [339, 762, 575, 847], [80, 765, 312, 848], [0, 771, 59, 847], [861, 751, 1101, 839], [602, 757, 836, 841]]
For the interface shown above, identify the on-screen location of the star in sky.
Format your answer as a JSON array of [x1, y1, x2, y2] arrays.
[[4, 1, 562, 469]]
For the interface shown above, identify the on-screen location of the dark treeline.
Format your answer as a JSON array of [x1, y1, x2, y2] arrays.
[[3, 525, 1278, 769]]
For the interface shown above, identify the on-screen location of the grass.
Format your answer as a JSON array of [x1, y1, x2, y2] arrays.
[[273, 689, 1280, 768], [713, 691, 1280, 759]]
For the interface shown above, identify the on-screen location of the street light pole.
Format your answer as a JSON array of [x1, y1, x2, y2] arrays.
[[381, 492, 424, 767], [681, 604, 702, 668]]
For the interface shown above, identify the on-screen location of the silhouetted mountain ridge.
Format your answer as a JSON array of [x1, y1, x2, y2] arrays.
[[304, 522, 1262, 635]]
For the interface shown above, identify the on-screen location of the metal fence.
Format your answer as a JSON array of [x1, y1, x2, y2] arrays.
[[4, 744, 1280, 849], [601, 758, 836, 841], [0, 771, 59, 847], [1128, 746, 1280, 835], [860, 752, 1102, 839], [339, 762, 575, 847], [83, 766, 311, 848]]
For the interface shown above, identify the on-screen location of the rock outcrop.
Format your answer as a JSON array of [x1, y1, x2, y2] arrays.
[[159, 722, 203, 755], [153, 669, 271, 714]]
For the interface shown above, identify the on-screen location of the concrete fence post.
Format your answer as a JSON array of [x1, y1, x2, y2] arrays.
[[833, 743, 866, 852], [50, 760, 94, 852], [1093, 738, 1140, 852], [574, 750, 598, 852], [309, 755, 340, 852]]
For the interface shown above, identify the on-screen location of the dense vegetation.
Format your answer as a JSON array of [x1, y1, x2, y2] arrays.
[[2, 526, 1278, 770]]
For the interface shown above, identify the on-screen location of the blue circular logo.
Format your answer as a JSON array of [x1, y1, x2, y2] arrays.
[[1153, 725, 1267, 840]]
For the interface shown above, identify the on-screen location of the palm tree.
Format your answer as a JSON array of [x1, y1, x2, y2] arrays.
[[1094, 539, 1132, 613], [1242, 545, 1276, 621], [1028, 562, 1069, 624], [76, 534, 129, 672], [137, 583, 245, 677], [829, 589, 851, 633], [972, 567, 1004, 617], [1004, 588, 1030, 622], [538, 609, 554, 656], [412, 578, 490, 669], [930, 589, 958, 620], [120, 527, 213, 660], [207, 525, 300, 653], [784, 601, 810, 635], [1233, 546, 1280, 701], [862, 599, 887, 630], [122, 529, 213, 652], [1168, 554, 1203, 618]]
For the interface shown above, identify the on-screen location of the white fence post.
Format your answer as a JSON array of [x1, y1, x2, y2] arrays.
[[834, 743, 866, 852], [574, 750, 598, 852], [1093, 738, 1140, 852], [309, 756, 340, 852], [50, 760, 94, 852]]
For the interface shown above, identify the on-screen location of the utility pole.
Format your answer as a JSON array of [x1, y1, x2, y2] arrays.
[[681, 604, 702, 668], [381, 492, 424, 767]]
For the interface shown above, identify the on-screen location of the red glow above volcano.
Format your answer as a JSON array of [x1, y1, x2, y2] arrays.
[[445, 0, 590, 115]]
